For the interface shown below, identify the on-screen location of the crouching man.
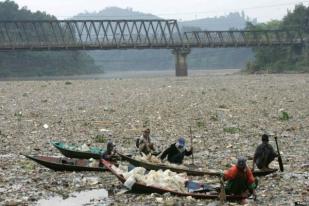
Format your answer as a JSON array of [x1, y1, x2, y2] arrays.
[[160, 137, 192, 164], [253, 134, 278, 171], [223, 157, 257, 204]]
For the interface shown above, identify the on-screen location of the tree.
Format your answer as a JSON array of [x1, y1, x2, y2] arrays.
[[0, 0, 101, 78], [244, 4, 309, 73]]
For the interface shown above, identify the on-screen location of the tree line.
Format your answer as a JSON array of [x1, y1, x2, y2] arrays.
[[244, 4, 309, 73], [0, 0, 101, 78]]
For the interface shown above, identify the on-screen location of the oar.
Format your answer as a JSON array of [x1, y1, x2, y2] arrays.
[[219, 176, 226, 204], [189, 126, 194, 165], [274, 136, 284, 172]]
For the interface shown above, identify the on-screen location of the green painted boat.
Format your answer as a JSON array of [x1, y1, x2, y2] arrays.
[[51, 141, 104, 159]]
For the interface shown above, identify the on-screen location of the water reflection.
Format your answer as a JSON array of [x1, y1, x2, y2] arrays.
[[37, 188, 109, 206]]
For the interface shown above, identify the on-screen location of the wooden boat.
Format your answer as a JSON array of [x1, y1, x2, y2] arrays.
[[51, 141, 104, 159], [102, 159, 244, 200], [117, 152, 277, 177], [24, 154, 107, 172]]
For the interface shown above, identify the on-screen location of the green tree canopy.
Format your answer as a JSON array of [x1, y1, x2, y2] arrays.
[[0, 0, 101, 78], [244, 4, 308, 73]]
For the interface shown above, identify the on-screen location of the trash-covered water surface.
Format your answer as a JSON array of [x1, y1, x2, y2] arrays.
[[0, 72, 309, 205], [37, 188, 109, 206]]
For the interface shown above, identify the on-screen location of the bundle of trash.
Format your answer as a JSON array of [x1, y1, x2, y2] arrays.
[[112, 165, 188, 193], [88, 158, 99, 167], [62, 143, 90, 152], [61, 143, 103, 154], [135, 153, 161, 164], [135, 153, 188, 169], [79, 144, 90, 151]]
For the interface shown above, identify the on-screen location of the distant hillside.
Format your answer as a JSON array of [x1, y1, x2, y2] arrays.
[[180, 11, 257, 30], [73, 7, 255, 71], [73, 7, 159, 20]]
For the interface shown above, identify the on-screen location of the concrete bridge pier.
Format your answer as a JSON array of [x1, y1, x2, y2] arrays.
[[172, 48, 191, 76]]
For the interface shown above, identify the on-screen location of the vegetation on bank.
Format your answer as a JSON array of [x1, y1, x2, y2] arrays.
[[0, 0, 101, 78], [243, 4, 309, 74]]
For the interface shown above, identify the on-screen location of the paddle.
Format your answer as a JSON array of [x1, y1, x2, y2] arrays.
[[274, 136, 284, 172], [219, 177, 226, 203], [189, 126, 194, 165]]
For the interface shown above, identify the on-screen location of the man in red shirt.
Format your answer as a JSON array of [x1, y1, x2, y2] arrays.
[[223, 156, 257, 204]]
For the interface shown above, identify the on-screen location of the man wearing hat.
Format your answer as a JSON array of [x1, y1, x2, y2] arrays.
[[252, 134, 278, 171], [223, 157, 257, 204], [101, 140, 116, 161], [160, 137, 193, 164], [136, 128, 155, 155]]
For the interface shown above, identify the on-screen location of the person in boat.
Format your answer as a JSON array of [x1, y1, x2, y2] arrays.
[[223, 156, 257, 204], [252, 134, 278, 171], [160, 137, 192, 164], [136, 128, 155, 155], [101, 141, 116, 161]]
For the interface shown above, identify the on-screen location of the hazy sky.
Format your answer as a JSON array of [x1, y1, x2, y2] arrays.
[[8, 0, 309, 22]]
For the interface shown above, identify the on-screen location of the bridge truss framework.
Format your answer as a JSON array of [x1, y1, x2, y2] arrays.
[[0, 19, 306, 76]]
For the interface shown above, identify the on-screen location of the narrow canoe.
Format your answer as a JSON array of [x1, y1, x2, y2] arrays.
[[102, 159, 244, 200], [24, 154, 107, 172], [51, 141, 104, 159], [117, 152, 277, 177]]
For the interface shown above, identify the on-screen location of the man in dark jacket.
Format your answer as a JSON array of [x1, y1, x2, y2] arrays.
[[160, 137, 192, 164], [252, 134, 278, 170]]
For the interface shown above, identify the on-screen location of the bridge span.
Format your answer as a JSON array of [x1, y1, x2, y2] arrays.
[[0, 19, 305, 76]]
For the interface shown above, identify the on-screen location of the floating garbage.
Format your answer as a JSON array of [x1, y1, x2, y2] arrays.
[[1, 74, 309, 205]]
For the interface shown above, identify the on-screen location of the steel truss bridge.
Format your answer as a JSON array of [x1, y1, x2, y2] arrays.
[[0, 19, 306, 76]]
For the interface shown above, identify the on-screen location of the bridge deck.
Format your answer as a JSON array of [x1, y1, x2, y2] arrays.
[[0, 20, 304, 51]]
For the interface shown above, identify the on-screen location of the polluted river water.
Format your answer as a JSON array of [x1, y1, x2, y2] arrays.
[[36, 188, 109, 206]]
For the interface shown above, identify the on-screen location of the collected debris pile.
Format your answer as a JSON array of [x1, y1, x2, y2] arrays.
[[62, 143, 90, 152], [61, 142, 103, 154], [88, 158, 100, 167], [135, 153, 188, 169], [112, 165, 188, 193], [135, 153, 161, 164]]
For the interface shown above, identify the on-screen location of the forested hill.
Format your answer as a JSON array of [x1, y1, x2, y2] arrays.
[[73, 7, 255, 71], [180, 11, 257, 30], [0, 0, 101, 78], [73, 7, 159, 20]]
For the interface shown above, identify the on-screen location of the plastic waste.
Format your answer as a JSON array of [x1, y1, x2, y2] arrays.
[[124, 176, 136, 190]]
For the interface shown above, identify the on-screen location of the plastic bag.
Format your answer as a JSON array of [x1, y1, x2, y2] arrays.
[[124, 176, 136, 190]]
